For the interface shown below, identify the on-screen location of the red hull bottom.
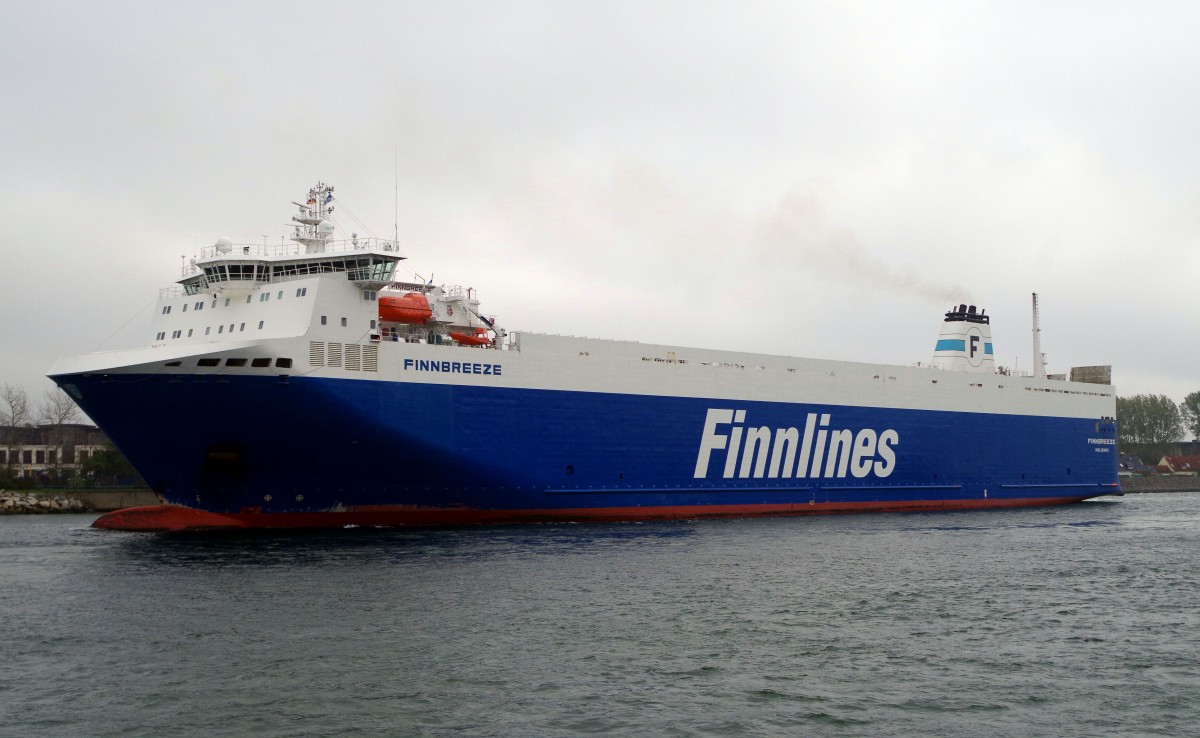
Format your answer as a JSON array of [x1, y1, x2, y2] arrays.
[[91, 495, 1118, 532]]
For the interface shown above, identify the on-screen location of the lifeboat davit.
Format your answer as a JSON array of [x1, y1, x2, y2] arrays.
[[379, 293, 433, 324], [450, 328, 492, 347]]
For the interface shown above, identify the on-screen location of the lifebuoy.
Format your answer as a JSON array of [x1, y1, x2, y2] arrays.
[[447, 306, 454, 316]]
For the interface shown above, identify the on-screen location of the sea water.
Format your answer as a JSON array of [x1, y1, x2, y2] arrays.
[[2, 493, 1198, 737]]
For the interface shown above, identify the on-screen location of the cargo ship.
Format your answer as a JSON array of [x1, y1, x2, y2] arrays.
[[49, 183, 1121, 532]]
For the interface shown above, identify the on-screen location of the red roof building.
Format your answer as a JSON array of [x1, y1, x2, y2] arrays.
[[1157, 455, 1200, 475]]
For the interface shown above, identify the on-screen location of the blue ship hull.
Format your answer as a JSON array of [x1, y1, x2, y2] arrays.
[[57, 371, 1121, 530]]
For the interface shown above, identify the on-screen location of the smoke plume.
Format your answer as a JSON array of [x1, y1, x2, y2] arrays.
[[756, 188, 968, 305]]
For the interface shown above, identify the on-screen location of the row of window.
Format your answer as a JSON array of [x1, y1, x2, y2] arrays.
[[155, 320, 268, 341], [162, 287, 309, 315], [1025, 386, 1113, 398], [155, 313, 369, 343], [199, 257, 392, 284], [172, 357, 293, 369], [154, 313, 370, 344], [0, 448, 94, 464]]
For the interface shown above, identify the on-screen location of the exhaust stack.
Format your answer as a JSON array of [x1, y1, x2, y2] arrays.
[[931, 304, 995, 373]]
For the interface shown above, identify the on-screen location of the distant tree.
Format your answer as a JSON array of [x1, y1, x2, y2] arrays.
[[80, 448, 140, 486], [1, 384, 31, 428], [1117, 394, 1184, 464], [39, 388, 80, 427], [38, 388, 81, 472], [1182, 391, 1200, 441], [1, 384, 32, 478]]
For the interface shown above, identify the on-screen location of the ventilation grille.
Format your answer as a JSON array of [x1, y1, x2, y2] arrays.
[[307, 342, 378, 372], [345, 344, 362, 371]]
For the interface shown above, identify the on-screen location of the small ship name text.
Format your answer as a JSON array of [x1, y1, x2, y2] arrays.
[[403, 359, 502, 376]]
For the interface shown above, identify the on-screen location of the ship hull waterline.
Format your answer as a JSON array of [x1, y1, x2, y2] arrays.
[[92, 494, 1119, 532]]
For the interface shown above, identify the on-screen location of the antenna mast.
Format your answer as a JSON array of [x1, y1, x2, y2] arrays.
[[1032, 292, 1046, 379], [394, 145, 399, 247]]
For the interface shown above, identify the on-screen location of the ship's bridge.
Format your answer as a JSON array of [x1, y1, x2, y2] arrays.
[[179, 238, 404, 296]]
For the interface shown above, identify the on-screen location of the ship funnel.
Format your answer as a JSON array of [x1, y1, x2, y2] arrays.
[[931, 303, 995, 373]]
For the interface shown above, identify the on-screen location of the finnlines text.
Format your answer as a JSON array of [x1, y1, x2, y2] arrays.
[[403, 359, 502, 375], [694, 409, 898, 479]]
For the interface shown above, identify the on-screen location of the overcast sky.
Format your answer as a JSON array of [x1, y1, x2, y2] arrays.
[[2, 1, 1197, 417]]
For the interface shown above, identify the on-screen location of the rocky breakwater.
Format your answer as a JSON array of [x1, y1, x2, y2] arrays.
[[0, 491, 89, 514]]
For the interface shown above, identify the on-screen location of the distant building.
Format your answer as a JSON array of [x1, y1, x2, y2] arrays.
[[0, 424, 110, 480], [1118, 453, 1156, 477], [1156, 455, 1200, 476]]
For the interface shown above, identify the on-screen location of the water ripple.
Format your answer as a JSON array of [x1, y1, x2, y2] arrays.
[[2, 495, 1200, 737]]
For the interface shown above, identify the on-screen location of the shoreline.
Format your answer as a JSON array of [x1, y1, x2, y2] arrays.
[[1119, 476, 1200, 494], [0, 490, 160, 514]]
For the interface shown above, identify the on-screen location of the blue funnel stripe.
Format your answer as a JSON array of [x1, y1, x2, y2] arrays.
[[935, 339, 994, 357]]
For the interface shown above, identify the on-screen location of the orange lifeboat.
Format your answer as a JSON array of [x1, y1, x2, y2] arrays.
[[379, 293, 433, 324], [450, 327, 492, 347]]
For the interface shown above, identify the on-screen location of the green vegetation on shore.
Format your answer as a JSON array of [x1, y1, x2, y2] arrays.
[[1118, 392, 1200, 464]]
